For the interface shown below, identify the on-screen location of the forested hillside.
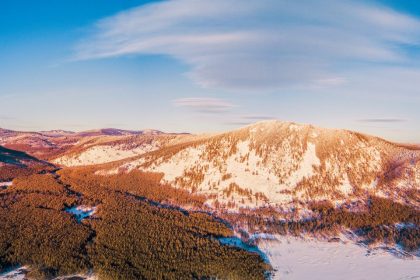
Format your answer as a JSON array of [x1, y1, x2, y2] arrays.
[[0, 171, 269, 279]]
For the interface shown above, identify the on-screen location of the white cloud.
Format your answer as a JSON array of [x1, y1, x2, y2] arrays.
[[75, 0, 420, 91]]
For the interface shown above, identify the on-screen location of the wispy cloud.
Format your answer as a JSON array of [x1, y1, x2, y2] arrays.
[[358, 118, 408, 123], [172, 97, 236, 113], [75, 0, 420, 92], [224, 121, 252, 126], [241, 115, 275, 121]]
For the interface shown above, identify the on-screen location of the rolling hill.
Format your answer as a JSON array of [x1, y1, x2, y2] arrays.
[[0, 127, 170, 161]]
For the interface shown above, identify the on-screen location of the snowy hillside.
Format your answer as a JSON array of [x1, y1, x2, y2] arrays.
[[53, 142, 160, 166], [52, 135, 182, 166], [109, 121, 419, 211]]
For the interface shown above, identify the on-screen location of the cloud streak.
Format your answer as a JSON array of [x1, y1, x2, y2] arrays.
[[241, 115, 275, 121], [172, 97, 236, 113], [358, 118, 408, 123], [224, 115, 277, 127], [75, 0, 420, 93]]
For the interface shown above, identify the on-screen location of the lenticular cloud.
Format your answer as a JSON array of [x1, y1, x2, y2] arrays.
[[75, 0, 420, 91]]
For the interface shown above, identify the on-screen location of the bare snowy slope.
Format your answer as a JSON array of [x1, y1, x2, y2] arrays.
[[52, 134, 183, 166], [107, 121, 419, 210]]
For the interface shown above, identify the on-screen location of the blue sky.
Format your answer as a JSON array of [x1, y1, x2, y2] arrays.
[[1, 0, 420, 142]]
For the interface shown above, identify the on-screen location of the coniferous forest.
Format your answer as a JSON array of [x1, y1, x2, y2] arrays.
[[0, 171, 270, 279]]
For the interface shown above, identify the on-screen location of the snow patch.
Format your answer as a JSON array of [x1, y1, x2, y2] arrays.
[[284, 142, 320, 186], [54, 273, 97, 280], [149, 145, 205, 182], [338, 174, 354, 196], [65, 205, 96, 222], [0, 266, 97, 280], [0, 181, 13, 189], [0, 266, 28, 280]]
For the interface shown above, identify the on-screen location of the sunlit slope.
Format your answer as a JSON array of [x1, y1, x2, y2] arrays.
[[52, 134, 186, 166], [107, 121, 419, 210]]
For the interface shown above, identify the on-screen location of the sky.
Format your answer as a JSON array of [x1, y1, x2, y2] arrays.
[[1, 0, 420, 142]]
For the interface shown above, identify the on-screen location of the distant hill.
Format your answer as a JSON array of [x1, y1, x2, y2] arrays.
[[0, 127, 168, 160], [75, 128, 164, 137]]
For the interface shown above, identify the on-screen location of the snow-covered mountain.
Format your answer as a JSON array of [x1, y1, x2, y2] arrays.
[[102, 120, 419, 211]]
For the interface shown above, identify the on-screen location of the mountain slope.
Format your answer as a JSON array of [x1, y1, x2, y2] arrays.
[[52, 134, 186, 166], [0, 129, 80, 159], [106, 121, 419, 211], [0, 145, 55, 181]]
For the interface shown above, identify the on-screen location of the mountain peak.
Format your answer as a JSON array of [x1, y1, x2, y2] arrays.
[[245, 119, 307, 130]]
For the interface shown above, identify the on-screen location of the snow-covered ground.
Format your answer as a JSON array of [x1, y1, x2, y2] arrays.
[[0, 266, 97, 280], [0, 181, 13, 188], [54, 143, 160, 166], [0, 266, 28, 280], [258, 236, 420, 280], [65, 205, 96, 222], [142, 140, 322, 209], [54, 273, 97, 280]]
